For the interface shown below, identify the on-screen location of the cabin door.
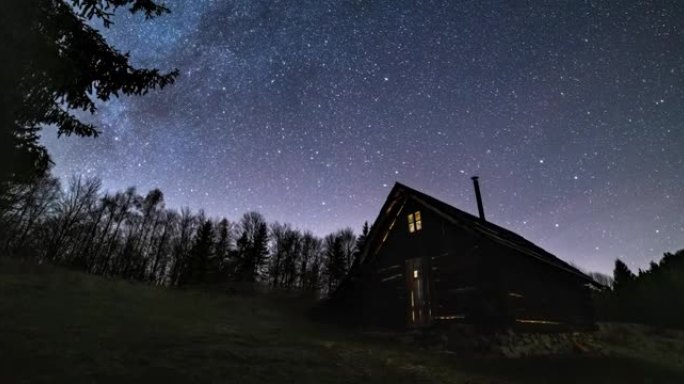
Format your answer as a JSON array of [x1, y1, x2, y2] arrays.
[[406, 257, 431, 327]]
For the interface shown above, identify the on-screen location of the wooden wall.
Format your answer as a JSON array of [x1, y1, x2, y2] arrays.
[[354, 195, 594, 330]]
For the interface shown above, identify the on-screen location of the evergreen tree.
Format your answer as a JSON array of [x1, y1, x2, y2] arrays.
[[613, 259, 636, 292], [180, 219, 215, 285], [214, 218, 233, 278], [1, 0, 177, 185], [352, 221, 370, 267]]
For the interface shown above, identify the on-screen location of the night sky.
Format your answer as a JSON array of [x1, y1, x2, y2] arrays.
[[43, 0, 684, 274]]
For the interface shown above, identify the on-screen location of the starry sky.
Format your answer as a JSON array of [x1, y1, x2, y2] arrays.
[[43, 0, 684, 274]]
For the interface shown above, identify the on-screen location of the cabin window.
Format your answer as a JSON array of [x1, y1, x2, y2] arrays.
[[408, 211, 422, 233]]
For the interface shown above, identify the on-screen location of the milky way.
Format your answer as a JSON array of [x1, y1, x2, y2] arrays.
[[42, 0, 684, 274]]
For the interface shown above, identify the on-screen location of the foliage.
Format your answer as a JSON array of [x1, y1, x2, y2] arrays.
[[352, 221, 370, 267], [0, 0, 177, 185], [0, 174, 362, 295], [179, 218, 215, 284], [595, 249, 684, 328], [612, 259, 636, 292]]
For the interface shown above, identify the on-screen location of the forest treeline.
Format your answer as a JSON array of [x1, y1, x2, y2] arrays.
[[0, 174, 369, 296], [596, 249, 684, 328], [4, 172, 684, 328]]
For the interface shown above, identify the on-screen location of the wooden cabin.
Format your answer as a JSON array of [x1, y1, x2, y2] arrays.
[[329, 180, 600, 330]]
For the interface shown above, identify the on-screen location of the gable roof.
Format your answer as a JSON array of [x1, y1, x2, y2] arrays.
[[353, 182, 598, 286]]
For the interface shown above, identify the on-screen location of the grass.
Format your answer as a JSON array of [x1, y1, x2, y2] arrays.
[[1, 259, 684, 383]]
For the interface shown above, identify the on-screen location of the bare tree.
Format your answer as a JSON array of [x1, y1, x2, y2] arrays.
[[214, 218, 234, 279], [45, 176, 101, 263], [169, 207, 197, 285], [235, 212, 269, 282], [2, 175, 60, 255], [338, 227, 356, 272], [0, 173, 358, 295], [149, 210, 178, 284], [299, 232, 323, 293], [132, 189, 164, 277], [99, 188, 137, 275]]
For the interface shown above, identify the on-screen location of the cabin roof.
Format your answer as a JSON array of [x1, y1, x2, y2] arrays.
[[355, 182, 597, 285]]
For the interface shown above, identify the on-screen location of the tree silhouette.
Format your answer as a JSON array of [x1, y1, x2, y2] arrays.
[[45, 176, 101, 262], [588, 271, 613, 288], [323, 232, 346, 293], [299, 232, 323, 292], [235, 212, 269, 282], [269, 222, 304, 288], [596, 250, 684, 327], [179, 219, 215, 285], [214, 218, 234, 279], [1, 174, 60, 256], [0, 173, 368, 296], [613, 259, 636, 292], [0, 0, 177, 185], [338, 228, 356, 273], [170, 208, 196, 284], [352, 221, 370, 267]]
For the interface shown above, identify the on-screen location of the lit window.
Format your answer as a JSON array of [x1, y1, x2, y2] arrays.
[[413, 269, 419, 278], [408, 211, 422, 233]]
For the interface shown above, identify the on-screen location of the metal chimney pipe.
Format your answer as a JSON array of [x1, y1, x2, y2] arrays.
[[471, 176, 486, 221]]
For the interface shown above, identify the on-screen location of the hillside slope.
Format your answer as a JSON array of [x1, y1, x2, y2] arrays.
[[1, 259, 683, 383]]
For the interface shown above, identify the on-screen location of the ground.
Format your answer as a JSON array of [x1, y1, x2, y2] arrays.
[[1, 259, 684, 383]]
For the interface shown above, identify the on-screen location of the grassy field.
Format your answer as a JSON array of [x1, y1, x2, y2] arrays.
[[1, 259, 684, 383]]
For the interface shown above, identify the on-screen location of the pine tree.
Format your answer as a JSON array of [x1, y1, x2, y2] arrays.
[[180, 220, 214, 285], [613, 258, 636, 292], [214, 218, 232, 278], [1, 0, 177, 184], [352, 221, 370, 267]]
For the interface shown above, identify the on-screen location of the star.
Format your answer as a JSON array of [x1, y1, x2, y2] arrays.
[[42, 0, 684, 275]]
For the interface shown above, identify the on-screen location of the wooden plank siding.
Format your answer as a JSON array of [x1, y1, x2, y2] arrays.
[[328, 183, 598, 331]]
